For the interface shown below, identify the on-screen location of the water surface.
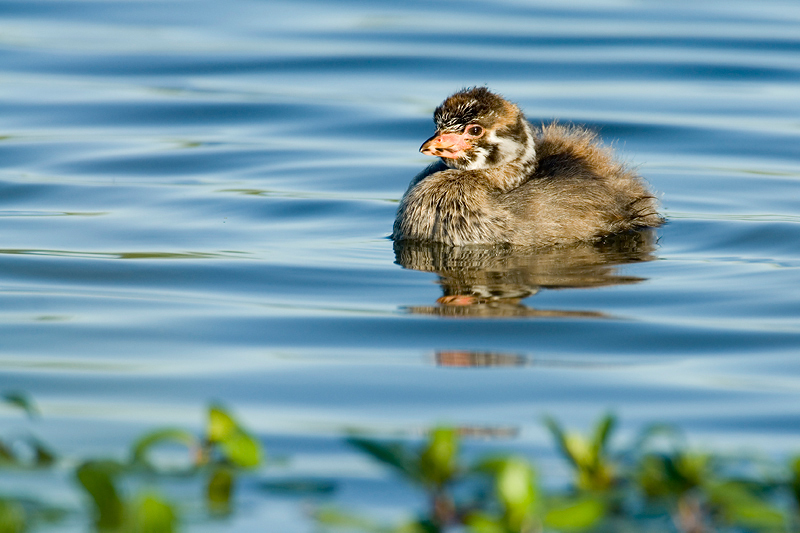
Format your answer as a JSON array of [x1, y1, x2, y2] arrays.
[[1, 0, 800, 529]]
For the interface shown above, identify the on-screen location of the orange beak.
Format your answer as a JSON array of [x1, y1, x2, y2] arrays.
[[420, 132, 472, 159]]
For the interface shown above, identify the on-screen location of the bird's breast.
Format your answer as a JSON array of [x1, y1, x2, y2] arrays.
[[394, 172, 510, 245]]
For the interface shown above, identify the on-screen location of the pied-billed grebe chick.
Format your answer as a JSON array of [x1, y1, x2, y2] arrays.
[[392, 87, 663, 246]]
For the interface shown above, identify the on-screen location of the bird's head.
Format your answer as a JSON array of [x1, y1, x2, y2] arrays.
[[420, 87, 535, 171]]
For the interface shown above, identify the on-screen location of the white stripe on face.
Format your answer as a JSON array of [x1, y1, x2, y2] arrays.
[[461, 146, 488, 170]]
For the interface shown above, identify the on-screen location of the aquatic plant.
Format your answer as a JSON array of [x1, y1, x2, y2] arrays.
[[323, 415, 798, 533], [77, 402, 264, 530], [0, 394, 263, 532], [335, 425, 606, 533], [0, 392, 65, 533], [2, 391, 800, 533]]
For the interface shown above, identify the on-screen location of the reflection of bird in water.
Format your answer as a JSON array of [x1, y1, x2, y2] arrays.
[[393, 87, 663, 246], [395, 229, 657, 318], [435, 351, 528, 367]]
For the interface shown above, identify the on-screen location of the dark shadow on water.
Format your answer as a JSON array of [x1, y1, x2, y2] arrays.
[[394, 229, 658, 318]]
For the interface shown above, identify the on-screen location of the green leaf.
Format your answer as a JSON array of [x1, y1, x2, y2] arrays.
[[473, 455, 512, 474], [0, 499, 26, 533], [543, 416, 578, 469], [495, 458, 537, 532], [2, 392, 38, 419], [464, 512, 506, 533], [708, 481, 785, 530], [206, 405, 264, 469], [0, 440, 17, 465], [130, 493, 176, 533], [208, 405, 238, 443], [219, 430, 263, 469], [790, 456, 800, 508], [545, 497, 605, 531], [207, 466, 234, 513], [545, 415, 616, 492], [75, 460, 125, 529], [637, 454, 672, 497], [30, 437, 56, 467], [564, 434, 592, 469], [347, 437, 419, 481], [419, 427, 459, 487], [131, 428, 199, 469], [730, 503, 785, 530], [674, 453, 709, 487], [496, 458, 536, 510], [589, 414, 615, 462]]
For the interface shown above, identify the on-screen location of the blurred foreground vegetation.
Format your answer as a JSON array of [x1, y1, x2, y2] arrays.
[[1, 392, 800, 532]]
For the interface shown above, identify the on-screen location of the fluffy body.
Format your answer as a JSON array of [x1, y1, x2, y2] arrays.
[[393, 88, 663, 246]]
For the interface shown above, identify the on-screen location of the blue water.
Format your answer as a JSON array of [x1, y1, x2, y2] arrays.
[[1, 0, 800, 529]]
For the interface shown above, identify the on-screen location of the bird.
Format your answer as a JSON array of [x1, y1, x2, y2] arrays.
[[392, 87, 663, 246]]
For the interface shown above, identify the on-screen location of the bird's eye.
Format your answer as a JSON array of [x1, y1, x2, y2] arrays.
[[465, 125, 484, 137]]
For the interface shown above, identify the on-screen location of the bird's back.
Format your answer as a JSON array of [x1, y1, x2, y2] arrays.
[[500, 123, 662, 245]]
